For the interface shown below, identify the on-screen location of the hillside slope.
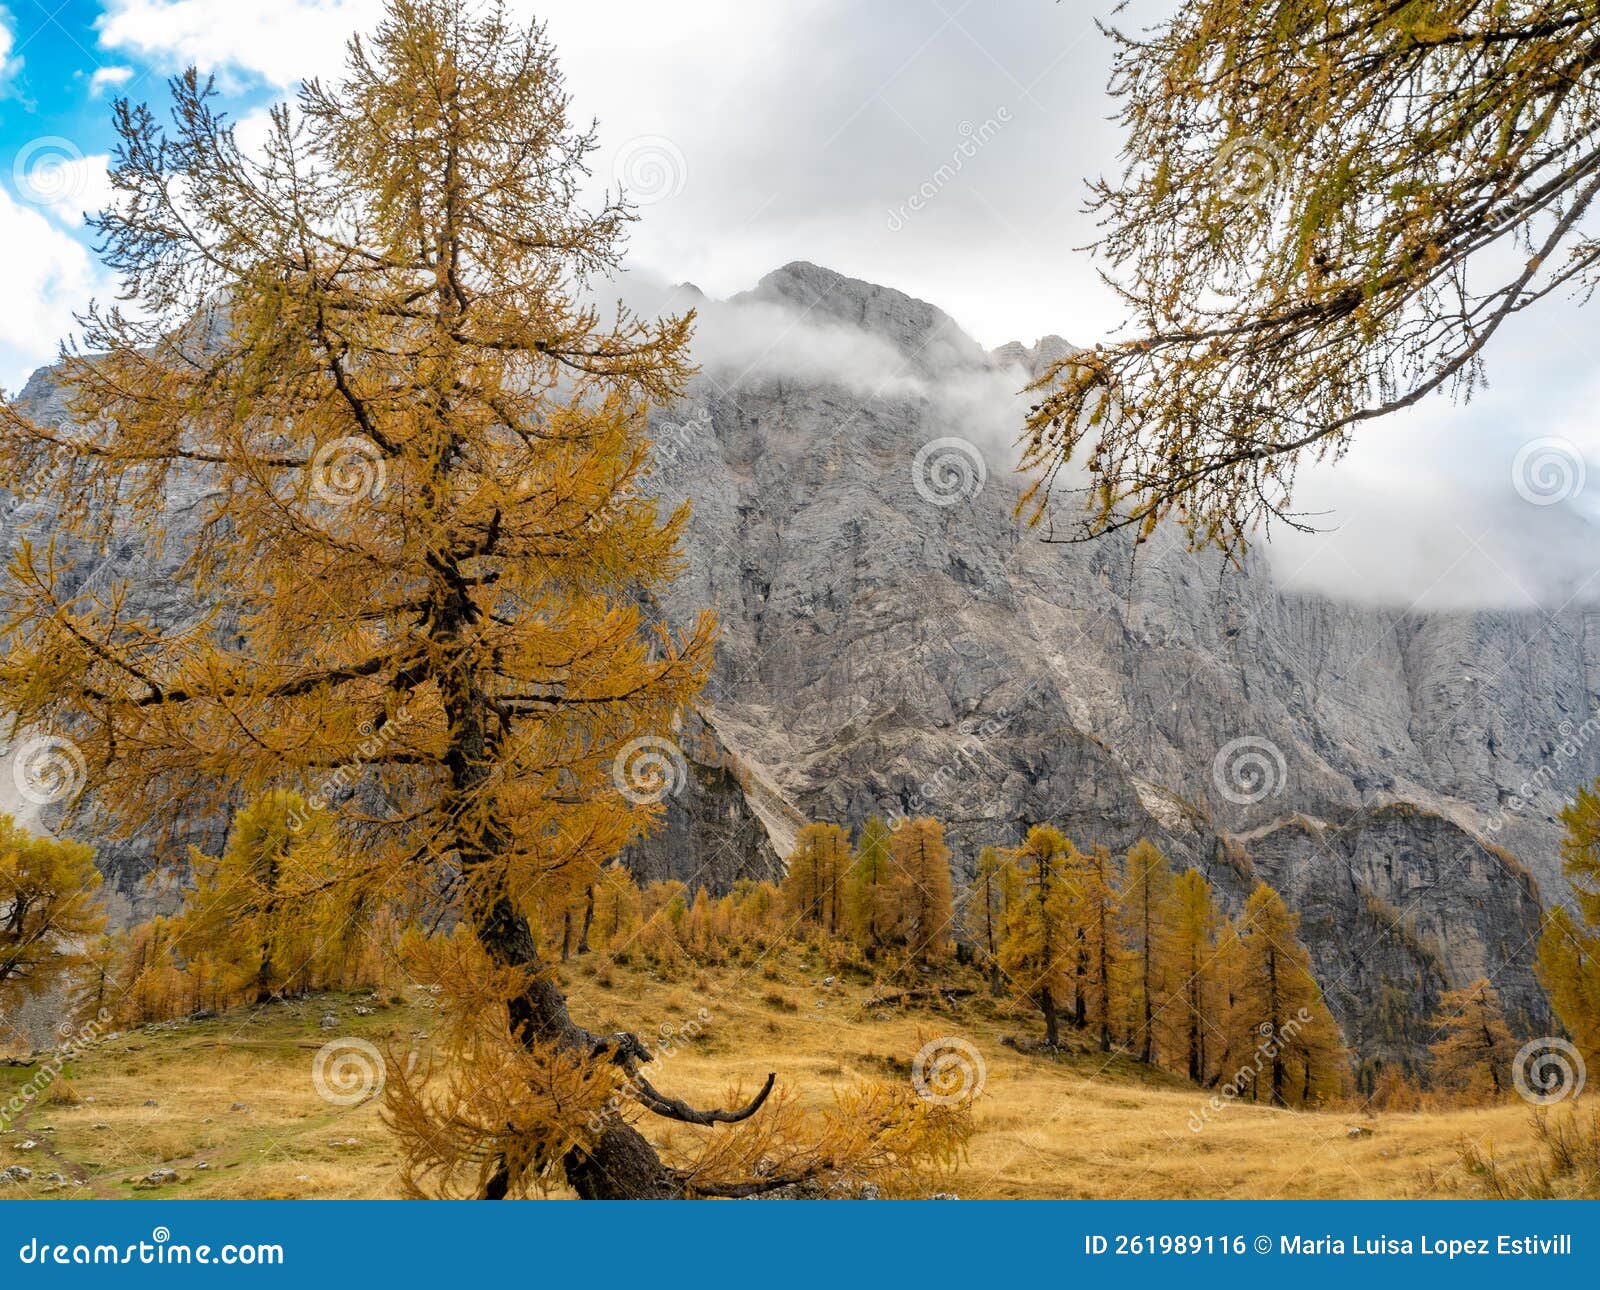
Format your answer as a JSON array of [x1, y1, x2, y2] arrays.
[[0, 958, 1559, 1200], [634, 262, 1597, 1059], [5, 262, 1596, 1064]]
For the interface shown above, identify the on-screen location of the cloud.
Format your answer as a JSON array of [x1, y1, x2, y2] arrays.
[[1265, 295, 1600, 610], [0, 184, 109, 393], [0, 6, 21, 94], [88, 1, 1120, 350], [600, 265, 1035, 486], [77, 0, 1600, 610], [96, 0, 380, 89], [89, 65, 136, 95]]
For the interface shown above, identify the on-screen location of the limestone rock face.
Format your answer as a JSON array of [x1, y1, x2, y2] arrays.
[[637, 262, 1594, 1059], [8, 261, 1593, 1063]]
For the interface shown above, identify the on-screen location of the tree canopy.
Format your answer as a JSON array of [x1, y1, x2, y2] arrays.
[[0, 0, 967, 1199], [1024, 2, 1600, 554]]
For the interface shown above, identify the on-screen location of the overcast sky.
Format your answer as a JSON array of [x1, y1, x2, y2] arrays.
[[2, 0, 1597, 609]]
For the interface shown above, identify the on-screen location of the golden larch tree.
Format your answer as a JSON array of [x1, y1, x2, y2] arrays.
[[849, 814, 902, 950], [999, 824, 1077, 1048], [1121, 839, 1174, 1065], [890, 816, 954, 963], [0, 0, 963, 1198], [1071, 843, 1124, 1052], [1218, 883, 1346, 1107], [1428, 978, 1517, 1100], [1023, 2, 1600, 554], [179, 790, 337, 1004], [1539, 781, 1600, 1073], [0, 816, 105, 1028], [781, 822, 852, 936], [1161, 867, 1223, 1084], [965, 844, 1017, 995]]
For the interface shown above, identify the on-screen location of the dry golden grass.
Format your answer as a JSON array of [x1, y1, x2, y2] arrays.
[[0, 951, 1573, 1199]]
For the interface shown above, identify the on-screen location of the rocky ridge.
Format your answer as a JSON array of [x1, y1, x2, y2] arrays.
[[7, 261, 1596, 1067], [633, 262, 1599, 1064]]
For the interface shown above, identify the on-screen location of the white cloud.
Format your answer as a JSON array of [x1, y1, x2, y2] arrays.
[[11, 140, 117, 227], [80, 0, 1600, 609], [89, 65, 136, 95], [0, 185, 109, 393], [90, 1, 1113, 345], [1267, 295, 1600, 610], [0, 6, 22, 93], [96, 0, 379, 88]]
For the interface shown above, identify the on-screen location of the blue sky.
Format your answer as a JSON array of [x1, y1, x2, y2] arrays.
[[0, 0, 1127, 396], [0, 0, 284, 394], [1, 0, 1596, 609]]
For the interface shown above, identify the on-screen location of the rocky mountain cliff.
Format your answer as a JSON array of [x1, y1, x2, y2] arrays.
[[7, 261, 1595, 1068], [631, 262, 1598, 1066]]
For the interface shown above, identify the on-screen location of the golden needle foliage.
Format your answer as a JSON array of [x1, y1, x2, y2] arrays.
[[0, 0, 970, 1197], [1023, 2, 1600, 553], [1538, 779, 1600, 1072], [0, 816, 105, 1024]]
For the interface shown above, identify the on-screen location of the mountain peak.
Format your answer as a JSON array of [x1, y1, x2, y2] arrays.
[[737, 262, 989, 372], [992, 335, 1079, 381]]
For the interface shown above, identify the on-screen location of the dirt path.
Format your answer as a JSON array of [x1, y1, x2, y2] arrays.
[[9, 1097, 113, 1197]]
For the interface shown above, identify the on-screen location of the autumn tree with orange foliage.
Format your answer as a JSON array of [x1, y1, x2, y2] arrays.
[[0, 0, 967, 1198], [891, 817, 955, 963], [999, 824, 1077, 1048], [0, 816, 105, 1032], [1539, 780, 1600, 1076], [1427, 978, 1517, 1100], [781, 822, 853, 936]]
